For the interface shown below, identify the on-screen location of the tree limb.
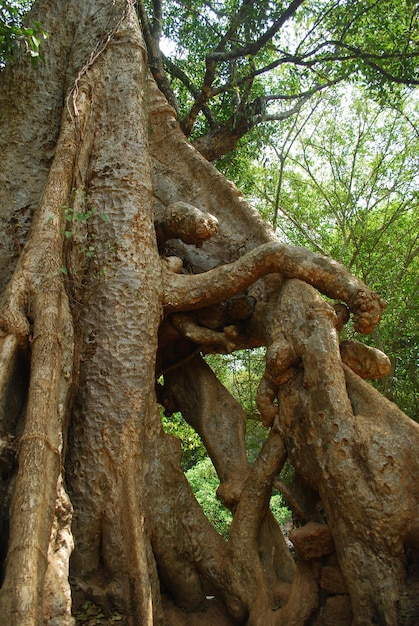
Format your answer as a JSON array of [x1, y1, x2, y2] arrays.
[[206, 0, 305, 63], [136, 0, 179, 113], [162, 241, 386, 333], [163, 54, 218, 128]]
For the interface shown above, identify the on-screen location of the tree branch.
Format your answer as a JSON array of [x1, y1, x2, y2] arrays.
[[191, 86, 332, 161], [181, 58, 218, 136], [208, 37, 418, 105], [162, 241, 386, 333], [163, 55, 218, 128], [136, 0, 179, 113], [329, 40, 419, 85], [151, 0, 162, 39], [206, 0, 305, 63], [181, 0, 305, 136]]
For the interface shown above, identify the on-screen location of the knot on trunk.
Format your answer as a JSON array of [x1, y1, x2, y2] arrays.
[[155, 201, 218, 248]]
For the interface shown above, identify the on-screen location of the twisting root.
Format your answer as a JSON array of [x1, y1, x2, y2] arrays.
[[349, 289, 387, 334]]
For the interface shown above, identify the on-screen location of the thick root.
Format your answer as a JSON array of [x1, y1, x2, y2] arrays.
[[155, 201, 218, 248], [348, 288, 387, 334], [339, 340, 391, 379]]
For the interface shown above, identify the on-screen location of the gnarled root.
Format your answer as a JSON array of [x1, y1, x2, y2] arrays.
[[155, 201, 219, 248], [339, 339, 391, 379], [255, 278, 389, 428], [258, 278, 419, 625], [163, 242, 386, 339], [167, 293, 256, 354], [348, 288, 387, 334]]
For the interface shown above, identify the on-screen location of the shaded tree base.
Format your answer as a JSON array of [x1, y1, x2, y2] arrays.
[[71, 538, 419, 626], [163, 594, 241, 626], [72, 593, 240, 626]]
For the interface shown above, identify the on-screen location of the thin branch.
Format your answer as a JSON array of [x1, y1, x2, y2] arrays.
[[206, 0, 305, 63], [181, 57, 218, 136], [163, 55, 218, 128], [327, 40, 419, 85], [215, 0, 255, 52], [151, 0, 162, 39], [262, 83, 334, 121], [209, 50, 341, 98], [136, 0, 179, 113], [192, 83, 334, 161]]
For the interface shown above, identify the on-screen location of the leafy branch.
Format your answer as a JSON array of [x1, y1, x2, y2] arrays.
[[0, 2, 48, 66], [138, 0, 419, 160]]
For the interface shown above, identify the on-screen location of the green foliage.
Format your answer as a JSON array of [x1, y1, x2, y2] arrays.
[[73, 599, 124, 623], [142, 0, 419, 151], [161, 411, 207, 471], [205, 351, 269, 461], [0, 1, 47, 66], [185, 457, 232, 538], [63, 205, 109, 240], [59, 204, 112, 278], [319, 0, 419, 101], [205, 349, 266, 420], [185, 457, 291, 539], [161, 352, 294, 534], [270, 492, 292, 527]]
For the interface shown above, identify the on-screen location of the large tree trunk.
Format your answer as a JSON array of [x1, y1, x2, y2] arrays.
[[0, 1, 418, 625]]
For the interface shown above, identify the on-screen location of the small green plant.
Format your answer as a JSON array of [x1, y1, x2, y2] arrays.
[[270, 493, 292, 526], [72, 599, 123, 623], [0, 2, 48, 66], [60, 204, 114, 278], [161, 410, 207, 471], [63, 205, 109, 239], [185, 456, 291, 540], [186, 457, 232, 539]]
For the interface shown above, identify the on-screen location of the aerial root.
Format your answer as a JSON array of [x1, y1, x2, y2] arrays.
[[0, 333, 21, 395], [19, 432, 62, 456], [0, 268, 31, 344], [163, 241, 387, 346], [349, 288, 387, 334], [155, 201, 219, 248], [339, 340, 391, 379]]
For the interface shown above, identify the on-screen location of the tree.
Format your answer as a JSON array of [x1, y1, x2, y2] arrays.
[[244, 86, 419, 419], [138, 0, 419, 159], [0, 2, 418, 626]]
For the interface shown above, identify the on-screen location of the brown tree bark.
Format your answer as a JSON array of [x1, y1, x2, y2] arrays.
[[0, 1, 418, 625]]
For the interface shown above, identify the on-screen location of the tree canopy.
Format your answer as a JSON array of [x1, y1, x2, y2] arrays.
[[0, 0, 46, 64], [138, 0, 419, 159]]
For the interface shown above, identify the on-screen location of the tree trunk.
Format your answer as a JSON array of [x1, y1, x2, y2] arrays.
[[0, 1, 418, 625]]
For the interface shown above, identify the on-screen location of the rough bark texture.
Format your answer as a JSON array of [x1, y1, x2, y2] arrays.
[[0, 1, 418, 625]]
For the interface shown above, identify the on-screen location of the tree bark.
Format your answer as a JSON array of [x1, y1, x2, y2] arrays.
[[258, 278, 419, 625], [0, 1, 418, 625]]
